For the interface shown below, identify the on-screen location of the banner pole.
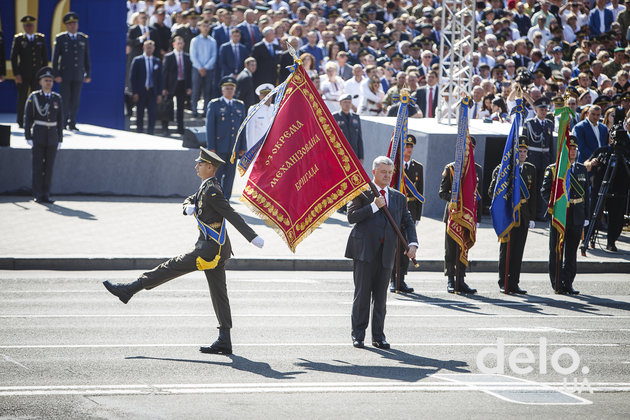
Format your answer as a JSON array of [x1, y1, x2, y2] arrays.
[[395, 241, 401, 293], [455, 243, 460, 294], [504, 238, 510, 294], [369, 182, 419, 267]]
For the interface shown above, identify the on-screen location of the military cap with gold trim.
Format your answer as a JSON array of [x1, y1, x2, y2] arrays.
[[622, 91, 630, 101], [196, 147, 225, 167], [568, 135, 578, 148], [21, 15, 36, 23], [551, 96, 565, 108], [566, 86, 579, 98], [593, 95, 611, 107], [405, 134, 416, 146], [63, 12, 79, 24], [220, 76, 237, 87], [533, 97, 550, 108], [391, 52, 404, 60], [518, 135, 528, 149]]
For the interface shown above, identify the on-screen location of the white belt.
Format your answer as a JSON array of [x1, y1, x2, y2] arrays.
[[528, 146, 549, 152], [33, 121, 57, 127]]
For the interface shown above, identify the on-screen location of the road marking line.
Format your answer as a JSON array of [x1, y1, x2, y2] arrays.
[[1, 354, 29, 369], [469, 327, 576, 334], [1, 314, 629, 319], [432, 374, 593, 405], [0, 342, 621, 349], [0, 381, 624, 397]]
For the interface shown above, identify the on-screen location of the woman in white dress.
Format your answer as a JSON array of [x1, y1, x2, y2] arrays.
[[321, 62, 344, 113]]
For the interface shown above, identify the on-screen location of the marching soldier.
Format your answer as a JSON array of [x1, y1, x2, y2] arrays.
[[522, 97, 555, 221], [541, 136, 589, 295], [10, 16, 48, 128], [206, 76, 246, 200], [439, 137, 483, 294], [103, 147, 265, 355], [24, 67, 63, 204], [51, 12, 91, 131], [390, 134, 423, 294], [488, 136, 536, 294]]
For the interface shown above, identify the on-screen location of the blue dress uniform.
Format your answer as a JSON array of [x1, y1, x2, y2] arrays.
[[23, 67, 64, 203], [51, 12, 91, 130], [522, 98, 555, 221], [206, 76, 246, 200], [10, 16, 48, 128], [541, 138, 589, 295]]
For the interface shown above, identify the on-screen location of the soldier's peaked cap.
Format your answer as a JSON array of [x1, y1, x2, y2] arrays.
[[405, 134, 416, 145], [63, 12, 79, 24], [196, 147, 225, 166], [37, 66, 54, 80], [21, 15, 36, 23]]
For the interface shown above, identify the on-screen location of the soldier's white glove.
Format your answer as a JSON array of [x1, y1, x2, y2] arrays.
[[57, 143, 62, 150], [584, 220, 589, 227], [184, 205, 195, 215], [529, 220, 535, 229], [476, 222, 480, 228], [252, 236, 264, 248], [26, 140, 33, 147]]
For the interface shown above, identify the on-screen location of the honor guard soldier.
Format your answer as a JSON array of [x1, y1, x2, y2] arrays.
[[103, 147, 265, 355], [522, 97, 555, 221], [206, 76, 246, 200], [10, 16, 48, 128], [333, 94, 364, 162], [24, 67, 63, 204], [439, 137, 483, 294], [489, 136, 537, 294], [541, 136, 589, 295], [51, 12, 91, 131], [390, 134, 424, 293]]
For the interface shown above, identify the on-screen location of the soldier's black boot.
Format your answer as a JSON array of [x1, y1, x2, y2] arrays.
[[447, 276, 456, 293], [398, 280, 414, 293], [389, 280, 396, 293], [458, 276, 477, 294], [200, 328, 232, 355], [102, 280, 143, 304]]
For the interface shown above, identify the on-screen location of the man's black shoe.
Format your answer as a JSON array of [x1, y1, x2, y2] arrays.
[[499, 286, 509, 293], [372, 340, 390, 349], [200, 340, 232, 355], [33, 197, 44, 204], [565, 285, 580, 295], [459, 281, 477, 294], [510, 286, 527, 294], [389, 281, 396, 293], [42, 197, 55, 204], [103, 280, 142, 304], [353, 339, 364, 348], [606, 244, 618, 252], [398, 281, 414, 293], [447, 276, 456, 294]]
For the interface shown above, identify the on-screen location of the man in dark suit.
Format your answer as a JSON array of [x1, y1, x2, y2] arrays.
[[51, 12, 91, 131], [237, 9, 261, 54], [489, 137, 537, 294], [219, 28, 248, 78], [589, 0, 614, 37], [390, 134, 423, 293], [278, 36, 299, 82], [211, 9, 232, 48], [251, 27, 280, 87], [415, 70, 439, 119], [511, 39, 531, 70], [130, 40, 163, 135], [572, 105, 608, 164], [10, 16, 48, 128], [206, 76, 246, 200], [236, 57, 258, 111], [103, 147, 265, 355], [346, 156, 418, 350], [162, 36, 192, 135], [541, 136, 589, 294], [439, 138, 483, 294]]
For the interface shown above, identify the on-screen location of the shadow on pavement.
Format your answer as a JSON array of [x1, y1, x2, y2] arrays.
[[394, 293, 488, 315], [126, 355, 305, 379], [296, 348, 469, 382], [44, 203, 97, 220]]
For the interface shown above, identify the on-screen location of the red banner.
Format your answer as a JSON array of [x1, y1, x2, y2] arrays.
[[447, 136, 478, 265], [241, 65, 370, 252]]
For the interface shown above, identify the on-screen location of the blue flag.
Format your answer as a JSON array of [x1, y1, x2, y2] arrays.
[[490, 99, 527, 242]]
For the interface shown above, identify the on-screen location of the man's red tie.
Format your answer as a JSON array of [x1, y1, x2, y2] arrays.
[[249, 25, 255, 47], [178, 53, 183, 80], [380, 189, 387, 207], [428, 87, 433, 118]]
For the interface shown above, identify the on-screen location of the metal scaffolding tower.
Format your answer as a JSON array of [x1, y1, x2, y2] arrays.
[[436, 0, 476, 125]]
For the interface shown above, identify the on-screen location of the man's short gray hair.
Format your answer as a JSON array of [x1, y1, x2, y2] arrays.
[[372, 156, 394, 170]]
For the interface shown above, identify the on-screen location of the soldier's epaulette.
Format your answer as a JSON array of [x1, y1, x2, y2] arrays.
[[78, 32, 88, 38], [523, 161, 536, 169], [14, 33, 23, 38], [35, 32, 44, 37], [234, 99, 244, 104], [210, 98, 221, 103]]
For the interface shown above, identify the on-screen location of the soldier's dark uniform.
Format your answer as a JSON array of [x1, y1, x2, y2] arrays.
[[175, 19, 201, 53], [541, 138, 589, 294], [522, 97, 555, 221], [439, 149, 483, 294], [103, 147, 261, 355], [390, 135, 424, 293], [489, 140, 537, 294], [23, 67, 63, 203], [205, 76, 246, 200], [332, 104, 364, 160], [51, 12, 91, 130], [10, 16, 48, 128]]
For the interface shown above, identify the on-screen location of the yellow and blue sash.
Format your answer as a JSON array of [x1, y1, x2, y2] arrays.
[[193, 195, 226, 245], [404, 173, 425, 203]]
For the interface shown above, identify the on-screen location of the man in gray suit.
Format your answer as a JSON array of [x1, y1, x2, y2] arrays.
[[51, 12, 91, 131], [345, 156, 418, 349]]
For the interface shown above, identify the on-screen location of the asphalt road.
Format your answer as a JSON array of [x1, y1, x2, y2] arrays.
[[1, 270, 629, 419]]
